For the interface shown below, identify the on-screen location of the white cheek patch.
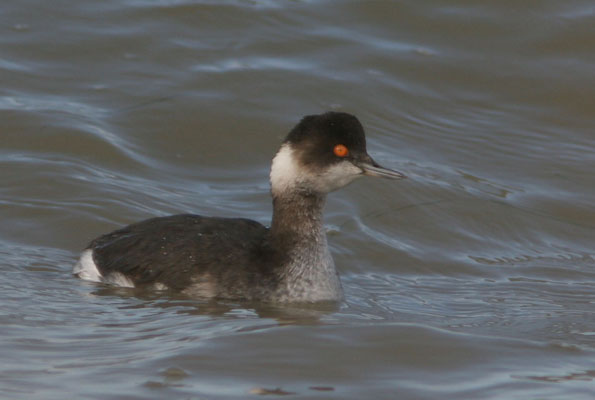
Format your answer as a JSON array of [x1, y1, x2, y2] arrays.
[[312, 161, 362, 192], [270, 144, 363, 194]]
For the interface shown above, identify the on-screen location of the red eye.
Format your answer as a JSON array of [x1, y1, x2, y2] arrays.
[[333, 144, 349, 157]]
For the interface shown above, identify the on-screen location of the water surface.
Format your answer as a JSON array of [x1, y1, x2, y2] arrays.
[[1, 1, 594, 399]]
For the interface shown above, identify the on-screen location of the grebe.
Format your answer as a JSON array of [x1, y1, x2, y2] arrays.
[[73, 112, 405, 302]]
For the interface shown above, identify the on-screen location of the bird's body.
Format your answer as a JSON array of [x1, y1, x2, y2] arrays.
[[74, 112, 405, 303]]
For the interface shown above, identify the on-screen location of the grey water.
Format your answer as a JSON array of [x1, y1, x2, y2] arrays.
[[1, 1, 594, 399]]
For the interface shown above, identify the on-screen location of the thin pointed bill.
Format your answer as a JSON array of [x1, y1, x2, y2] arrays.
[[357, 158, 406, 180]]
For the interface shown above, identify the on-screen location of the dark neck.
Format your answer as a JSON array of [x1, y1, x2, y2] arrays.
[[270, 189, 326, 245], [268, 189, 343, 302]]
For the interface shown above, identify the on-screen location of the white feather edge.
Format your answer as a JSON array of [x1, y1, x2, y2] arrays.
[[73, 249, 135, 288]]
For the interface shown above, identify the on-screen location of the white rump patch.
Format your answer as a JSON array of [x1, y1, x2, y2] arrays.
[[103, 272, 135, 288], [73, 249, 102, 282], [73, 249, 135, 288]]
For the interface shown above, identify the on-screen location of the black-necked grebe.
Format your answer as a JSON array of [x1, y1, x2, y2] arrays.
[[73, 112, 405, 302]]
